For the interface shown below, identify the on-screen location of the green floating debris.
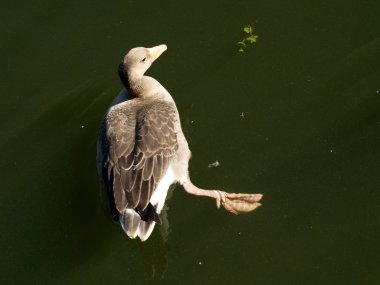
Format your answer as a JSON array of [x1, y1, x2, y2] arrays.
[[243, 26, 252, 34], [237, 25, 259, 53]]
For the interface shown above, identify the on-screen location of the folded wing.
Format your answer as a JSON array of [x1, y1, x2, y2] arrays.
[[105, 100, 179, 216]]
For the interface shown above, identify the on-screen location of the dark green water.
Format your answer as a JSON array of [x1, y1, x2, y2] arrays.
[[1, 1, 380, 284]]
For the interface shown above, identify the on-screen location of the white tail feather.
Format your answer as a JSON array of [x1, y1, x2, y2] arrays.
[[120, 209, 156, 241], [119, 167, 176, 241]]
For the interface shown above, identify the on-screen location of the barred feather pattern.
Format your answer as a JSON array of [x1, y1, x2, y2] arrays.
[[105, 99, 179, 214]]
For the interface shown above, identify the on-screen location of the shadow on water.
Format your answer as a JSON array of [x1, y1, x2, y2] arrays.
[[48, 83, 175, 282], [0, 78, 175, 283]]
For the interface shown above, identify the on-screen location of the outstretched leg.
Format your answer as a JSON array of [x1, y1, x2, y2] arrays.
[[182, 180, 263, 215]]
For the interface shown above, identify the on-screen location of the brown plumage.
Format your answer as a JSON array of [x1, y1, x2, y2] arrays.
[[97, 44, 263, 242], [106, 100, 178, 212]]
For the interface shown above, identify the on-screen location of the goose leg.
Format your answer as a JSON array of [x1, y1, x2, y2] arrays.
[[182, 180, 263, 215]]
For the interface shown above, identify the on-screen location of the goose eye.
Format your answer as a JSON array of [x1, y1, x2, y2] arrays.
[[141, 57, 146, 62]]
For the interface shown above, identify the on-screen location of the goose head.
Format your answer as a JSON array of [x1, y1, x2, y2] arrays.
[[118, 44, 167, 89]]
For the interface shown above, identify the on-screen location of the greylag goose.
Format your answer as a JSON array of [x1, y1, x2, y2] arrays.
[[97, 44, 263, 241]]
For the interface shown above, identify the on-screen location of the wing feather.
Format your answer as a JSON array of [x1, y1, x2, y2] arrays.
[[113, 167, 128, 210], [104, 100, 179, 213], [142, 156, 154, 181], [138, 179, 151, 209]]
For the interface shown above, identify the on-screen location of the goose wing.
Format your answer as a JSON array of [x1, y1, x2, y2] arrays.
[[105, 100, 179, 214]]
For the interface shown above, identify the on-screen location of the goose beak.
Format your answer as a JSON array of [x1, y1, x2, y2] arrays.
[[148, 44, 167, 61]]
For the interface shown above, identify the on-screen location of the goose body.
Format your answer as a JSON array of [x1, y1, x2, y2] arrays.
[[97, 45, 263, 241]]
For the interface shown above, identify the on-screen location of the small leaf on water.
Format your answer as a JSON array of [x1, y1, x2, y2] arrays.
[[243, 25, 252, 34], [246, 35, 257, 43], [237, 41, 247, 48], [239, 48, 244, 52]]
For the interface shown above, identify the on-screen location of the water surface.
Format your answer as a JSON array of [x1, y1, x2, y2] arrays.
[[1, 1, 380, 284]]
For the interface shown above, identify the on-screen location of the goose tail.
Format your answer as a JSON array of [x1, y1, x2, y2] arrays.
[[119, 209, 156, 242], [119, 167, 174, 241]]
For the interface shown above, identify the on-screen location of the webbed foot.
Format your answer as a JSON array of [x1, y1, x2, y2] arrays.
[[215, 191, 263, 215]]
